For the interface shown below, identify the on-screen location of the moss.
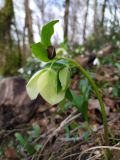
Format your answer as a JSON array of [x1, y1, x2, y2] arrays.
[[0, 0, 14, 41], [0, 0, 21, 76]]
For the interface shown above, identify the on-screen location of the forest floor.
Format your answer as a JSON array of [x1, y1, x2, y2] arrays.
[[0, 45, 120, 160]]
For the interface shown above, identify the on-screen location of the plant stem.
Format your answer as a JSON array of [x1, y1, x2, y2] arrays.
[[64, 58, 109, 146]]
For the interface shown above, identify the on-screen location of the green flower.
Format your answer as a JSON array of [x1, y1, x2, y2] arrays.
[[26, 67, 70, 105]]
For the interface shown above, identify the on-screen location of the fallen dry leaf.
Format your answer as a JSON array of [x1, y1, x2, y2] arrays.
[[5, 148, 17, 159], [39, 118, 49, 127], [89, 99, 109, 115], [103, 97, 116, 111]]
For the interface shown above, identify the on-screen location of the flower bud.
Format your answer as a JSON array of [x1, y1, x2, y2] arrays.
[[47, 46, 56, 59]]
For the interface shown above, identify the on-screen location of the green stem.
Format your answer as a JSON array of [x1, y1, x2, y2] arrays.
[[64, 58, 109, 146]]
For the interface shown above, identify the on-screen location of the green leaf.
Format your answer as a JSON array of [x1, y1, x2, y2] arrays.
[[64, 125, 70, 139], [58, 99, 66, 113], [65, 89, 73, 101], [55, 59, 76, 67], [28, 123, 41, 138], [71, 91, 82, 108], [79, 79, 88, 94], [41, 20, 59, 47], [59, 67, 71, 91], [81, 100, 88, 121], [70, 91, 89, 120], [34, 144, 43, 151], [26, 69, 47, 99], [31, 42, 49, 62], [15, 133, 35, 155], [32, 123, 41, 137], [55, 59, 70, 66], [37, 68, 65, 105], [83, 131, 90, 141], [57, 77, 62, 93], [79, 79, 91, 99]]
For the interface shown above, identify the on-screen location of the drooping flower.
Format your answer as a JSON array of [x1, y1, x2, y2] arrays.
[[26, 67, 70, 105]]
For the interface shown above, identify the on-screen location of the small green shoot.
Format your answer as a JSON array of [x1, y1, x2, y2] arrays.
[[28, 123, 41, 138], [15, 133, 35, 155]]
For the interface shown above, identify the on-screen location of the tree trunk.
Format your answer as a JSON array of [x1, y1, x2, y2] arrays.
[[64, 0, 70, 41], [0, 0, 14, 74], [70, 0, 80, 44], [0, 0, 14, 46], [101, 0, 107, 28], [71, 12, 77, 43], [113, 3, 117, 26], [35, 0, 45, 26], [13, 16, 22, 68], [41, 0, 45, 24], [83, 0, 89, 43], [24, 0, 34, 44], [93, 0, 97, 34]]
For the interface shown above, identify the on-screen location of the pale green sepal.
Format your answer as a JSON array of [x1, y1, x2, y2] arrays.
[[37, 68, 65, 105], [26, 69, 46, 99], [59, 67, 71, 91]]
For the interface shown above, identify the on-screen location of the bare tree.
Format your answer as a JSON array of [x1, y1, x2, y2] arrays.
[[0, 0, 14, 46], [0, 0, 14, 71], [35, 0, 45, 26], [93, 0, 97, 34], [100, 0, 107, 28], [70, 0, 80, 44], [82, 0, 89, 43], [13, 15, 22, 67], [64, 0, 70, 41], [113, 2, 118, 27], [24, 0, 33, 44]]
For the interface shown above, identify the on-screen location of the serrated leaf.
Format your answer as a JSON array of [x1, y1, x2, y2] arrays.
[[41, 20, 59, 47], [31, 42, 49, 62], [59, 67, 70, 91], [26, 69, 47, 99]]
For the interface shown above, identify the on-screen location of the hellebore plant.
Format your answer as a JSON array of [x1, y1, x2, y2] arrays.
[[26, 20, 109, 146]]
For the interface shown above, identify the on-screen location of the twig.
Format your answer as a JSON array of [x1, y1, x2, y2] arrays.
[[32, 127, 54, 144], [87, 153, 101, 160], [62, 153, 80, 159], [59, 113, 120, 143], [79, 145, 120, 160]]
